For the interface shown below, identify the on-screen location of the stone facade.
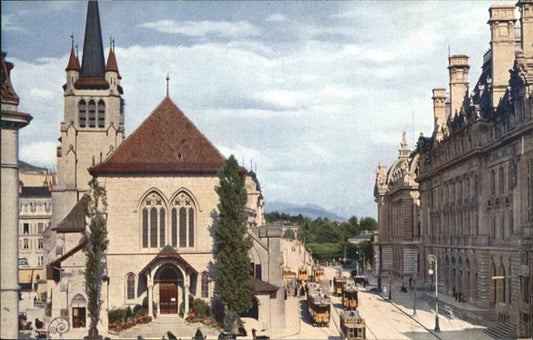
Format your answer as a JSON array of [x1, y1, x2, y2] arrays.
[[413, 2, 532, 338], [1, 52, 32, 339], [44, 1, 285, 336], [374, 133, 420, 283]]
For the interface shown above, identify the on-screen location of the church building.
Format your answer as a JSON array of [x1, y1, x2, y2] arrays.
[[45, 1, 285, 337]]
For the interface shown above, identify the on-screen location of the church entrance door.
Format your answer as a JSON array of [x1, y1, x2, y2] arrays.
[[159, 282, 178, 314]]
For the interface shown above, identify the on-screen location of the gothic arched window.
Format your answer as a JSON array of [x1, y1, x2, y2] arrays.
[[141, 192, 166, 248], [201, 272, 209, 298], [97, 100, 105, 128], [126, 273, 135, 300], [78, 100, 87, 128], [171, 191, 196, 248], [88, 100, 96, 128]]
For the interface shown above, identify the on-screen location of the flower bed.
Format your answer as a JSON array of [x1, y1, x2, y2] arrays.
[[109, 314, 152, 332]]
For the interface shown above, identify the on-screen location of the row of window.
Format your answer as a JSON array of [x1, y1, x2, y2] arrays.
[[20, 201, 51, 213], [20, 238, 43, 250], [140, 191, 196, 249], [79, 99, 105, 128], [21, 222, 48, 235]]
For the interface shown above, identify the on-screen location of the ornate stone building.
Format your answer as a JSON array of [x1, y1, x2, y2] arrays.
[[1, 52, 33, 339], [44, 1, 285, 336], [415, 2, 533, 338], [374, 133, 420, 283]]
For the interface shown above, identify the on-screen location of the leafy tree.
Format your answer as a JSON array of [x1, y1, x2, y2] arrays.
[[212, 155, 253, 315], [282, 228, 295, 240], [360, 217, 377, 231], [85, 178, 108, 338]]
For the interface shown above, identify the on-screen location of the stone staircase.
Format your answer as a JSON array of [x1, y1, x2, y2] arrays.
[[483, 322, 517, 340], [419, 293, 498, 326], [116, 314, 220, 339]]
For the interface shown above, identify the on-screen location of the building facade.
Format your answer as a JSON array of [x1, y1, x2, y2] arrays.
[[374, 133, 421, 283], [1, 52, 33, 339], [415, 2, 532, 338], [45, 1, 285, 336]]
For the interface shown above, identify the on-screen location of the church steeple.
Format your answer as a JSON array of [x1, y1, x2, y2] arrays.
[[80, 0, 105, 78]]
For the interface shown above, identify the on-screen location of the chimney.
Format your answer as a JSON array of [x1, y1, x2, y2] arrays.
[[448, 55, 470, 119], [432, 88, 447, 142], [488, 5, 517, 107], [517, 0, 533, 57]]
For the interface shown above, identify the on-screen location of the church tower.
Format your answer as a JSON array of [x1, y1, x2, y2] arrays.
[[53, 0, 125, 226]]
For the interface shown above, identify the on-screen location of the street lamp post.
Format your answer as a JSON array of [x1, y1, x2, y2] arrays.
[[389, 276, 392, 300], [413, 274, 417, 316], [427, 254, 440, 332]]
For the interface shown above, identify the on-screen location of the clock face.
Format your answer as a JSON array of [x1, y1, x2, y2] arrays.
[[428, 269, 434, 275]]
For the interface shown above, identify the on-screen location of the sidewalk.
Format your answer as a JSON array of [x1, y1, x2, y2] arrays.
[[377, 279, 490, 340]]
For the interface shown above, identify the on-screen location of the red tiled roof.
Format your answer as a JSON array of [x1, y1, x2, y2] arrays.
[[90, 97, 227, 175], [66, 47, 80, 71], [105, 48, 119, 73]]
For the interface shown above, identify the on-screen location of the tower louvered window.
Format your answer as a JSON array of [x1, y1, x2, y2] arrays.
[[79, 100, 87, 128], [97, 100, 105, 128], [88, 100, 96, 128]]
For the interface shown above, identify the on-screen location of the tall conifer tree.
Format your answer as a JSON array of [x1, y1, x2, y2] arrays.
[[213, 155, 253, 314], [85, 178, 108, 338]]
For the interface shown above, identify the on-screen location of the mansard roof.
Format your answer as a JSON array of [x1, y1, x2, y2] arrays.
[[90, 97, 227, 175], [52, 195, 89, 233]]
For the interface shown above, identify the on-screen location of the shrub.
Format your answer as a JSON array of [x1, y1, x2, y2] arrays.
[[125, 306, 133, 320], [133, 304, 143, 316], [192, 298, 212, 319]]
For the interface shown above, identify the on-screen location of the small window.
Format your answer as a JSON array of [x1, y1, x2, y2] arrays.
[[38, 239, 43, 249], [201, 273, 209, 298], [23, 223, 29, 234], [126, 273, 135, 300], [37, 223, 44, 234], [23, 238, 29, 249]]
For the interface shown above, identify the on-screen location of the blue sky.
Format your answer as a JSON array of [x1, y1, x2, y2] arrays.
[[2, 1, 498, 218]]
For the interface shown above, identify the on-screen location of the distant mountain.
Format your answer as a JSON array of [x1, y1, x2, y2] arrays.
[[265, 201, 347, 222]]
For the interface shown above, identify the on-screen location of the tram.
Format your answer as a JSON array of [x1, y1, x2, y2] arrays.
[[298, 266, 308, 282], [342, 283, 358, 310], [311, 266, 325, 283], [339, 310, 366, 340], [307, 293, 331, 327], [333, 276, 347, 296]]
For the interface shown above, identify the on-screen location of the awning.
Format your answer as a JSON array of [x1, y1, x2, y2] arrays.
[[138, 245, 198, 276]]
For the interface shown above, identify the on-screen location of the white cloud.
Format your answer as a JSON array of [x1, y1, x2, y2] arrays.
[[20, 141, 57, 168], [266, 14, 288, 22], [2, 14, 27, 33], [139, 20, 260, 38]]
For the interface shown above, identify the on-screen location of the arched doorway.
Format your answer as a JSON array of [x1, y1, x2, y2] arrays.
[[156, 266, 183, 314]]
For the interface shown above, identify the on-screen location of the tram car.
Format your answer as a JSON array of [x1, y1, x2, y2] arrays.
[[311, 266, 325, 282], [342, 283, 358, 310], [339, 310, 366, 340], [298, 266, 308, 282], [333, 276, 347, 296], [307, 293, 331, 327]]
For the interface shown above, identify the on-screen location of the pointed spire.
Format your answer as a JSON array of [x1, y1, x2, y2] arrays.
[[166, 73, 170, 97], [105, 37, 119, 73], [66, 35, 81, 71], [80, 0, 106, 78]]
